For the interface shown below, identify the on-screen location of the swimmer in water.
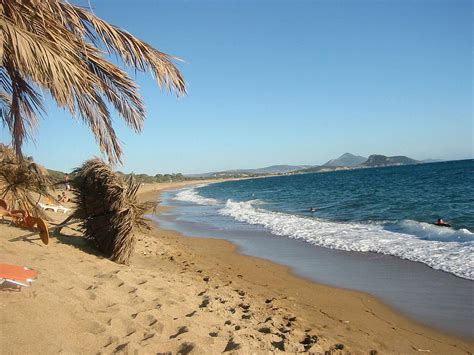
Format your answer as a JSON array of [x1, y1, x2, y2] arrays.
[[309, 207, 316, 213], [435, 218, 451, 227]]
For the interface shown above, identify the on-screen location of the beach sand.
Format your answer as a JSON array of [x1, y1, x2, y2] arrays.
[[1, 181, 472, 354]]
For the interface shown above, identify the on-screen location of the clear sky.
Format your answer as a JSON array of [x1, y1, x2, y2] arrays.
[[1, 0, 472, 174]]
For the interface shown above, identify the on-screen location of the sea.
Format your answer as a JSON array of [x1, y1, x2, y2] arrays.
[[153, 159, 474, 337]]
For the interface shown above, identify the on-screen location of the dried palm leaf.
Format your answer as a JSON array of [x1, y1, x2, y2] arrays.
[[1, 0, 186, 164]]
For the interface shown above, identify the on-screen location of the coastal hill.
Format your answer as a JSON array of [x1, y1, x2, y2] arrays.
[[296, 153, 421, 174], [362, 154, 419, 167], [323, 153, 367, 167]]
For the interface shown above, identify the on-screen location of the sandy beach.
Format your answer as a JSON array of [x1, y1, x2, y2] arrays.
[[1, 181, 472, 354]]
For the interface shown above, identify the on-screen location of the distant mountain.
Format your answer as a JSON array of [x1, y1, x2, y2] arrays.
[[323, 153, 367, 167], [362, 155, 419, 167]]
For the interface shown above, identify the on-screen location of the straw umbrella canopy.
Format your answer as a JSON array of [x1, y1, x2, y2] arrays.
[[0, 143, 53, 217], [71, 159, 155, 264], [1, 0, 186, 164]]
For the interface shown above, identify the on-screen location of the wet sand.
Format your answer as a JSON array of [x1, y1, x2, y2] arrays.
[[0, 181, 472, 354], [155, 194, 474, 339]]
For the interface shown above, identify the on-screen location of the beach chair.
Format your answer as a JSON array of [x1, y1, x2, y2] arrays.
[[1, 200, 49, 245], [37, 202, 70, 214], [0, 263, 38, 289], [0, 203, 27, 222], [37, 202, 59, 213], [57, 206, 71, 213]]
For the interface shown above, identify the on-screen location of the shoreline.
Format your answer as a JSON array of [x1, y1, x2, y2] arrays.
[[0, 180, 472, 353], [156, 184, 474, 339], [140, 182, 473, 346]]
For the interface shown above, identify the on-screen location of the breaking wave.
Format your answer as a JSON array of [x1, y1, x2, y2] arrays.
[[219, 199, 474, 280], [172, 187, 473, 280], [174, 186, 219, 205]]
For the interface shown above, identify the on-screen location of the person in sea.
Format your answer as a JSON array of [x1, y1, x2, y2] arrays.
[[309, 207, 316, 213], [435, 218, 451, 227]]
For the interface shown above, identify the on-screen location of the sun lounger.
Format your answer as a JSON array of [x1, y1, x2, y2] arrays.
[[0, 263, 38, 289], [37, 202, 70, 214], [1, 201, 50, 245]]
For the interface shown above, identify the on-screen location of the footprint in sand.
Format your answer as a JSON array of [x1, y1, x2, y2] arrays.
[[169, 326, 189, 339], [234, 289, 245, 297], [185, 311, 196, 317], [177, 342, 194, 355], [127, 287, 138, 294], [199, 296, 210, 308], [126, 329, 136, 337], [94, 272, 115, 279], [223, 338, 240, 352], [272, 337, 286, 351], [113, 342, 129, 352], [300, 334, 319, 351], [141, 332, 154, 342], [239, 303, 250, 312], [85, 320, 106, 335], [258, 327, 272, 334], [107, 277, 125, 287], [103, 336, 119, 348]]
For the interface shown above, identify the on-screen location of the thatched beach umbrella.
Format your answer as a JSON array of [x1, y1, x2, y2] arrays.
[[71, 159, 154, 264], [0, 143, 52, 217]]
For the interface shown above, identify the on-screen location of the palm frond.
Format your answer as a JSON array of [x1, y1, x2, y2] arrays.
[[1, 0, 187, 163], [59, 3, 187, 94], [3, 65, 43, 154], [0, 91, 11, 123]]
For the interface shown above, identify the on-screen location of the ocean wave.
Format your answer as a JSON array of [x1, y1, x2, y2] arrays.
[[219, 200, 474, 280], [174, 187, 220, 205], [386, 220, 474, 242]]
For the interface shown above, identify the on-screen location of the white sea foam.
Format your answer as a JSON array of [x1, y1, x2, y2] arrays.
[[393, 220, 473, 242], [219, 200, 474, 280], [174, 187, 219, 205]]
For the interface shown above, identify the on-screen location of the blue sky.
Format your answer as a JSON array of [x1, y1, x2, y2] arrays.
[[1, 0, 472, 174]]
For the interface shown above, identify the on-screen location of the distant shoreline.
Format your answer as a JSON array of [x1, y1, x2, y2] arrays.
[[187, 157, 473, 180]]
